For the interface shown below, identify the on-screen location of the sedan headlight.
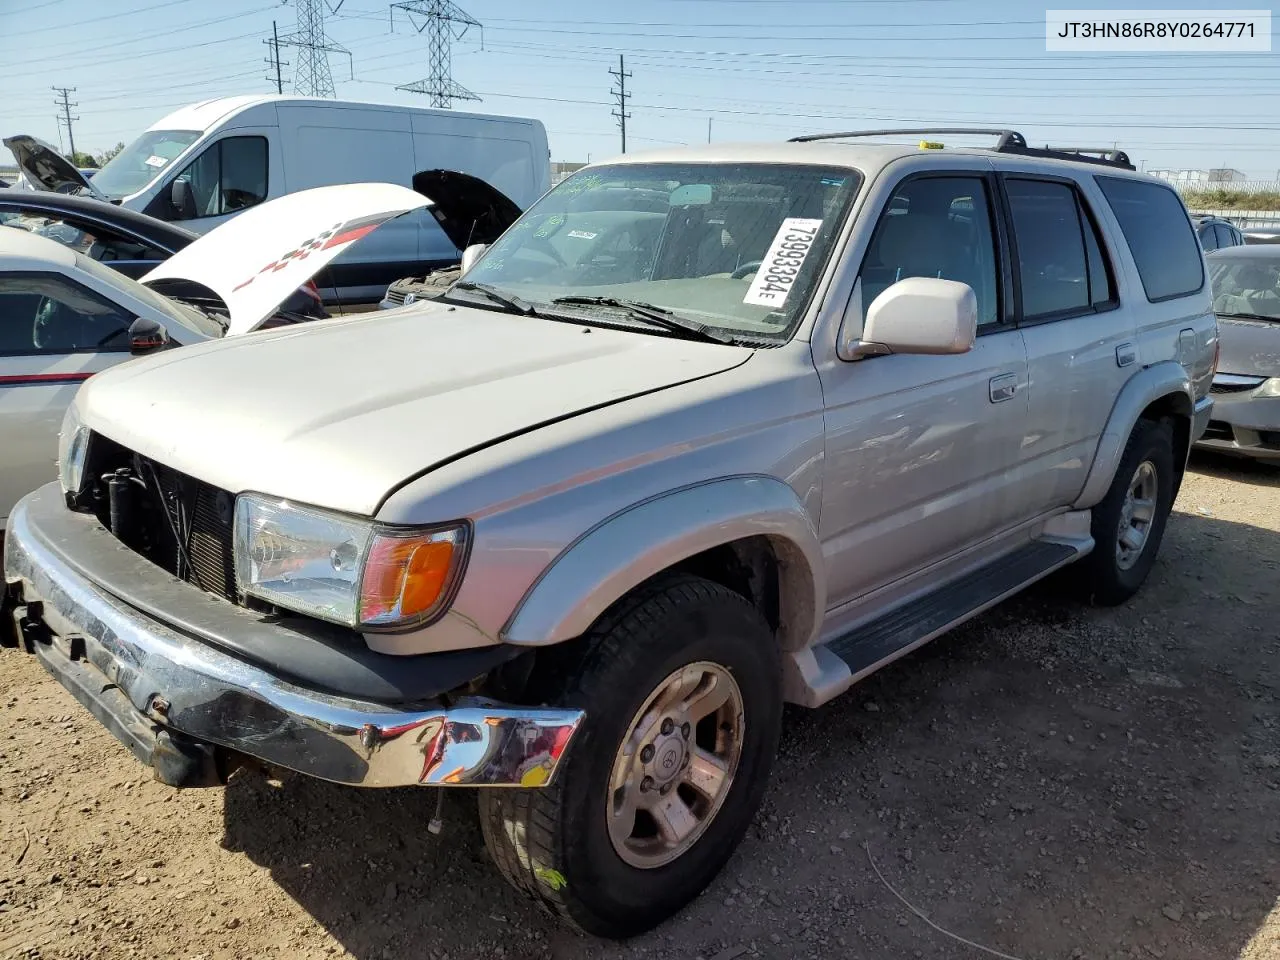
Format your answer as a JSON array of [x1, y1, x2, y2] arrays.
[[57, 403, 90, 497], [233, 494, 468, 630], [1256, 377, 1280, 399]]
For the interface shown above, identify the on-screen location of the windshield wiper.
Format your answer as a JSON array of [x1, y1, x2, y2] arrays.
[[550, 295, 735, 344], [446, 281, 537, 316], [1218, 311, 1280, 323]]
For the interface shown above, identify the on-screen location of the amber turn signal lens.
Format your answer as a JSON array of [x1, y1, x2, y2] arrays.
[[359, 530, 462, 627]]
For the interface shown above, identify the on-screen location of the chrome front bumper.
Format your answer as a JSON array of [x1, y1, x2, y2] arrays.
[[2, 488, 583, 789]]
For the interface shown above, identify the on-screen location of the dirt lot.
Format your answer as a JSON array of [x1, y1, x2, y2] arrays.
[[2, 453, 1278, 960]]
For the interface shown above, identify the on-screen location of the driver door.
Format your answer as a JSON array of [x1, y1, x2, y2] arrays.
[[0, 273, 134, 526]]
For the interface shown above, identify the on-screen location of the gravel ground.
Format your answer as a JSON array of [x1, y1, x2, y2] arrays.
[[2, 453, 1278, 960]]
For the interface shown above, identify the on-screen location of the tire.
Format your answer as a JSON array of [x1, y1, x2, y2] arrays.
[[479, 574, 782, 938], [1075, 417, 1175, 606]]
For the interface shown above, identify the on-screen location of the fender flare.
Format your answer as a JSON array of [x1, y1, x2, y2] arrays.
[[1073, 361, 1193, 510], [501, 475, 826, 651]]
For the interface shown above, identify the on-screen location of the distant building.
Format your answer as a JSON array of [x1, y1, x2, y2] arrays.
[[551, 161, 587, 185], [1148, 168, 1250, 184]]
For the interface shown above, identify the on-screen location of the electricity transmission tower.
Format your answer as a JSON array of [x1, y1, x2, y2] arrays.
[[609, 55, 631, 153], [264, 20, 290, 95], [277, 0, 351, 98], [390, 0, 481, 108], [53, 86, 79, 159]]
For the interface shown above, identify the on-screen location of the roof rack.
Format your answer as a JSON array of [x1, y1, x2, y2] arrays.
[[788, 128, 1135, 170]]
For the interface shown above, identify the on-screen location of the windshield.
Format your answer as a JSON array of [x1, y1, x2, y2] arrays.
[[461, 162, 861, 341], [90, 129, 201, 200], [69, 247, 222, 339], [1209, 255, 1280, 321]]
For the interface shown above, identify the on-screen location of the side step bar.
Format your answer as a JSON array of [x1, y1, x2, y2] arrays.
[[824, 539, 1085, 683]]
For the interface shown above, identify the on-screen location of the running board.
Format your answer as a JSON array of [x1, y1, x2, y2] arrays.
[[824, 539, 1084, 682]]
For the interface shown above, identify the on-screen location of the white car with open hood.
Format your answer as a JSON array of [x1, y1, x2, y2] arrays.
[[0, 182, 429, 529]]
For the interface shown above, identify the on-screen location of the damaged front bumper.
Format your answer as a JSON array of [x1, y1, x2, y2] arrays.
[[2, 485, 583, 790]]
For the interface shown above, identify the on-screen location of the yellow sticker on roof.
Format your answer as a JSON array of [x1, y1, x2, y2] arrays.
[[919, 140, 945, 150]]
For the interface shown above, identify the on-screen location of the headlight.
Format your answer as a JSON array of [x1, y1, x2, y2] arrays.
[[1256, 377, 1280, 399], [57, 403, 90, 497], [233, 494, 468, 630]]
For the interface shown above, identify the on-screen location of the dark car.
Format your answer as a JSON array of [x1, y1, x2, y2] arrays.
[[0, 190, 325, 322], [1195, 215, 1245, 252]]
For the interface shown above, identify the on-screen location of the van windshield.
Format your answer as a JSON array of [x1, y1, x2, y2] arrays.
[[91, 130, 201, 200], [460, 162, 861, 342]]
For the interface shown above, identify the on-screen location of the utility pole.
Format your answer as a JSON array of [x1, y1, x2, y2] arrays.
[[53, 86, 78, 160], [264, 20, 289, 94], [707, 118, 712, 143], [609, 55, 631, 153], [390, 1, 482, 108], [277, 0, 352, 98]]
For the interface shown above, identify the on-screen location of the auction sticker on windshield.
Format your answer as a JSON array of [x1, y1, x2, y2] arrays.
[[744, 218, 823, 308]]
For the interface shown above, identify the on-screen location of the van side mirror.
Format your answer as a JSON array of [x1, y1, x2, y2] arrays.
[[128, 315, 170, 354], [169, 179, 195, 220], [460, 243, 488, 275], [839, 277, 977, 360]]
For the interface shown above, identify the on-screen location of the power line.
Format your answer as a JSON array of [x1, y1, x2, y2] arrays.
[[278, 0, 351, 97], [264, 20, 290, 94], [52, 86, 78, 160], [609, 54, 631, 153], [390, 0, 482, 107]]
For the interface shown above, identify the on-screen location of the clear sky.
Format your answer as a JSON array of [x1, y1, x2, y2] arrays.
[[3, 0, 1277, 176]]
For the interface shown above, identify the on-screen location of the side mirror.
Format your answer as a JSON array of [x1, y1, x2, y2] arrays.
[[839, 277, 977, 360], [169, 179, 195, 220], [460, 243, 488, 275], [128, 316, 170, 355]]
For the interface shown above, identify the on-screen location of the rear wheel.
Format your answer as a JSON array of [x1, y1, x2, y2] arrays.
[[479, 574, 781, 938], [1076, 417, 1175, 605]]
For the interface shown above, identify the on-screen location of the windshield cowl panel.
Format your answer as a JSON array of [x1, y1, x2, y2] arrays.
[[460, 162, 862, 343]]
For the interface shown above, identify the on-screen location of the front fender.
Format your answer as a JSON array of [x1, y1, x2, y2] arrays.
[[1073, 360, 1193, 510], [501, 475, 825, 651]]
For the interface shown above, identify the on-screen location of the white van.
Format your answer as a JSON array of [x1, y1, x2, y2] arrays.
[[9, 96, 551, 303]]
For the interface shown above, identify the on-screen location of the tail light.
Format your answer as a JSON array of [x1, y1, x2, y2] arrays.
[[1212, 337, 1220, 376]]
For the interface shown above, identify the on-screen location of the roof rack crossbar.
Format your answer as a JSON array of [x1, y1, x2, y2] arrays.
[[788, 127, 1136, 171]]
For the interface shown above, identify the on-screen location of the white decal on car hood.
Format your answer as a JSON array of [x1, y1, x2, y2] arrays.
[[141, 182, 430, 335]]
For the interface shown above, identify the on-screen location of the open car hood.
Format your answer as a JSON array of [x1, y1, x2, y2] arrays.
[[4, 135, 107, 199], [412, 169, 523, 249], [141, 182, 430, 335]]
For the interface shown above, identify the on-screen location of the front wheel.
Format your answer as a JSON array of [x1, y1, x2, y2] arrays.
[[479, 574, 782, 938]]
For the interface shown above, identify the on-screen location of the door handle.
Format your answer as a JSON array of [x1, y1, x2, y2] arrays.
[[989, 373, 1018, 403]]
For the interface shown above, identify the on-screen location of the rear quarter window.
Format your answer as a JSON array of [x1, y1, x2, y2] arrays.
[[1096, 177, 1204, 302]]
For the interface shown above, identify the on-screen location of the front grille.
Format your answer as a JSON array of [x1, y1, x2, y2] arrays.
[[383, 288, 407, 306], [1210, 381, 1258, 395], [81, 435, 237, 602]]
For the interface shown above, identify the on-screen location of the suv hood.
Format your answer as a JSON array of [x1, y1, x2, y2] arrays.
[[142, 182, 429, 335], [77, 303, 752, 516], [4, 135, 107, 199], [412, 169, 523, 249]]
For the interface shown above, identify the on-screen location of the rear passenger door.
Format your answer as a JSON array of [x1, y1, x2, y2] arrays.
[[1001, 175, 1133, 509]]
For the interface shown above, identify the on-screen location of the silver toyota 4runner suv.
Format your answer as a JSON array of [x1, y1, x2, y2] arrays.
[[3, 129, 1216, 938]]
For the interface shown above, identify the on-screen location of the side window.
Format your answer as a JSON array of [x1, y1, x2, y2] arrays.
[[1199, 224, 1218, 251], [1214, 223, 1238, 249], [1005, 179, 1090, 319], [14, 212, 166, 263], [0, 273, 133, 355], [1096, 177, 1204, 302], [858, 175, 1000, 326], [1080, 197, 1116, 309], [171, 136, 268, 219]]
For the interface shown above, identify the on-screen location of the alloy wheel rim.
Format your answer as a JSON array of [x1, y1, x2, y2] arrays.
[[605, 661, 745, 869], [1116, 459, 1158, 571]]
